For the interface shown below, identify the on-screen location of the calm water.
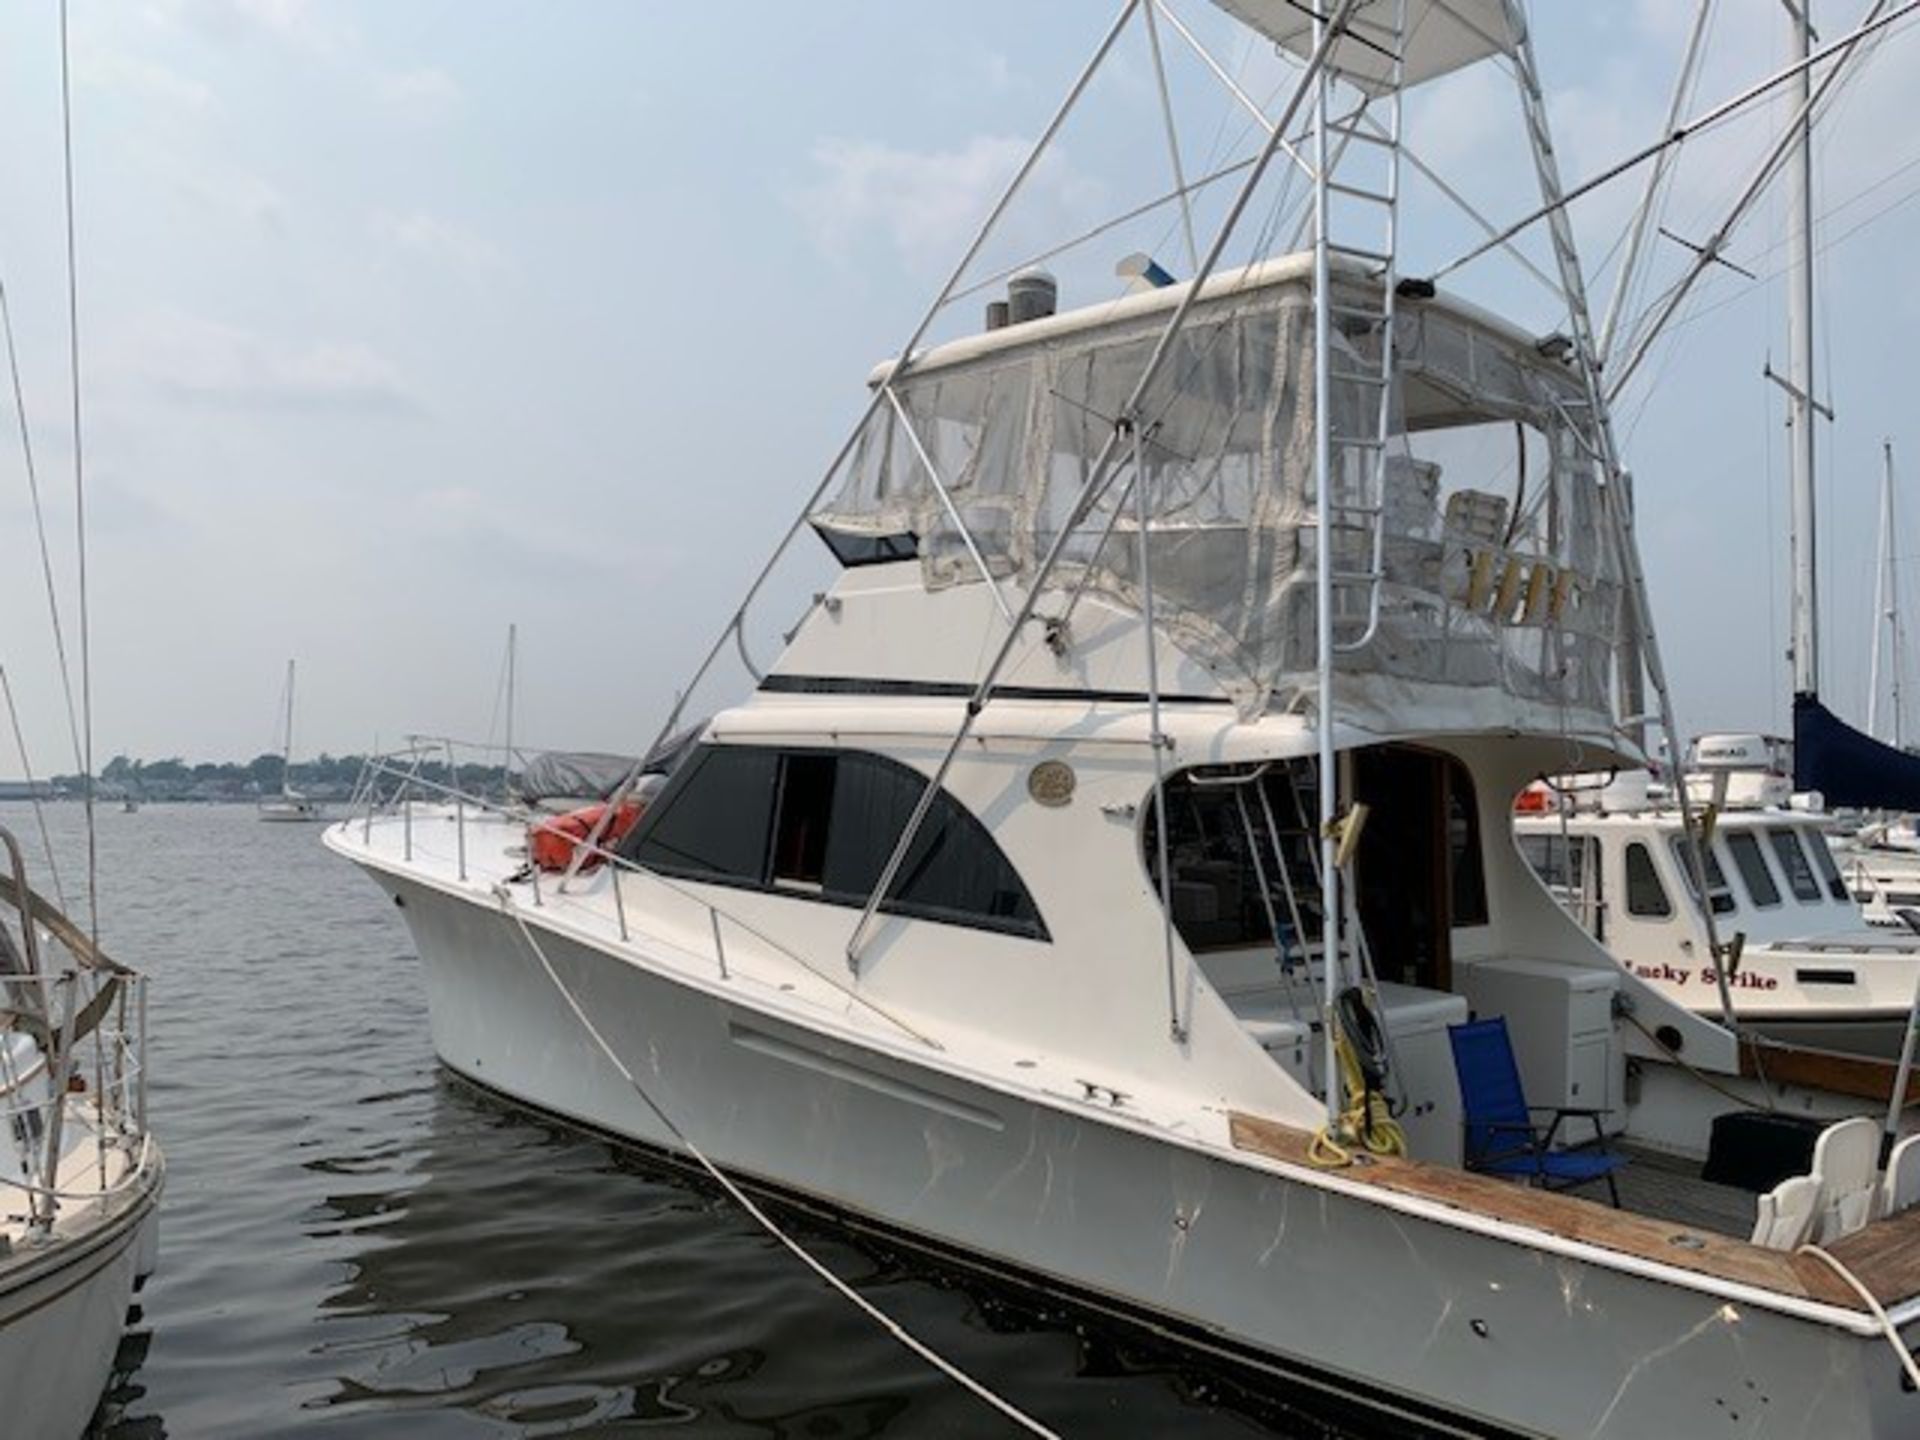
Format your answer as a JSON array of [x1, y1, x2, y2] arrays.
[[9, 802, 1377, 1438]]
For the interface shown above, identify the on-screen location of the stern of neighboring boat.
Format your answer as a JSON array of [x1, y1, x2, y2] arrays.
[[0, 823, 163, 1438]]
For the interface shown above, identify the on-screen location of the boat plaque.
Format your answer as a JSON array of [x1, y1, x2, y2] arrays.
[[1028, 760, 1075, 807]]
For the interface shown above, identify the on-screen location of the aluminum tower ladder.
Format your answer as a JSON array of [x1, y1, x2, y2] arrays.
[[1315, 0, 1407, 654]]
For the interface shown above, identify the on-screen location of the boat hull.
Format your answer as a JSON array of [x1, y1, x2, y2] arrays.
[[363, 866, 1920, 1439], [0, 1151, 162, 1440]]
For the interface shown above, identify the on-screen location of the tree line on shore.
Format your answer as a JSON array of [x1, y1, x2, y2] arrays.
[[26, 753, 508, 803]]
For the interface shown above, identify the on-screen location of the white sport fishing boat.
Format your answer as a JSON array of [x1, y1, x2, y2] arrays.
[[0, 831, 161, 1436], [1517, 734, 1920, 1055], [331, 3, 1920, 1433]]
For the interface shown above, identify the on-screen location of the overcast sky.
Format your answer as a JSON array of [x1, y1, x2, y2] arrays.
[[0, 0, 1914, 772]]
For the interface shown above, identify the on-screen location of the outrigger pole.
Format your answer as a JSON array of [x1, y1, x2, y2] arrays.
[[555, 0, 1147, 893], [842, 0, 1369, 1011]]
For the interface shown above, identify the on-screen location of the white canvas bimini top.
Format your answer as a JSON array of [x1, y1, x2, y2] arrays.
[[1210, 0, 1514, 95]]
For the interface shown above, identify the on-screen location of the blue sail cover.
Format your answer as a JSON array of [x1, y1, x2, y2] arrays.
[[1793, 692, 1920, 809]]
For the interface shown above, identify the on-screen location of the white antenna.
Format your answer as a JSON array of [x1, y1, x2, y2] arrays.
[[503, 622, 517, 793]]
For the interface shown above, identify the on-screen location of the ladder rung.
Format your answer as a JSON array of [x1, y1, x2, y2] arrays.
[[1327, 242, 1393, 267], [1331, 571, 1384, 585], [1333, 435, 1386, 450], [1327, 181, 1394, 205], [1326, 123, 1395, 148], [1330, 303, 1389, 326], [1323, 500, 1381, 514], [1330, 368, 1389, 387]]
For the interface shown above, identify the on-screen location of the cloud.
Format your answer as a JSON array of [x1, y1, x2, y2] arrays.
[[369, 209, 505, 278], [148, 0, 348, 56], [404, 485, 616, 578], [376, 66, 460, 117], [110, 310, 421, 417], [79, 51, 217, 114], [168, 164, 287, 233], [790, 133, 1104, 274]]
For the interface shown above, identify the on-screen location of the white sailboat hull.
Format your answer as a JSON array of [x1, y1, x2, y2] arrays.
[[0, 1155, 162, 1439], [362, 859, 1917, 1439]]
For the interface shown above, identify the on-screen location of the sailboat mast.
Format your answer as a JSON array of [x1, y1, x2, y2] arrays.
[[283, 658, 296, 795], [1872, 447, 1889, 740], [1891, 443, 1905, 748], [1787, 0, 1820, 698], [504, 623, 517, 790]]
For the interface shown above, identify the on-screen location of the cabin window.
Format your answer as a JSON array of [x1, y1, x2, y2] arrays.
[[628, 745, 778, 884], [1725, 832, 1782, 908], [630, 745, 1046, 940], [1804, 829, 1850, 900], [1144, 763, 1323, 953], [1625, 843, 1671, 917], [1766, 828, 1823, 903], [811, 524, 918, 567], [820, 752, 1046, 937], [1668, 836, 1736, 915], [1519, 832, 1586, 897]]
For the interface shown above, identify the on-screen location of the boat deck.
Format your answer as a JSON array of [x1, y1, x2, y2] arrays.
[[1614, 1143, 1755, 1239], [1229, 1112, 1920, 1311]]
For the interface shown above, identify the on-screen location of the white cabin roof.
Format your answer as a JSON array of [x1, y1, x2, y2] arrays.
[[870, 251, 1552, 387]]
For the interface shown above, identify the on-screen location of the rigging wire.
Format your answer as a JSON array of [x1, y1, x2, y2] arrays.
[[1431, 0, 1920, 287], [57, 0, 98, 944], [1608, 6, 1898, 380], [0, 279, 84, 777], [1628, 168, 1920, 348], [0, 667, 68, 914]]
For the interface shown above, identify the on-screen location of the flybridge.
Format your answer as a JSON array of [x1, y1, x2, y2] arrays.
[[820, 244, 1621, 733]]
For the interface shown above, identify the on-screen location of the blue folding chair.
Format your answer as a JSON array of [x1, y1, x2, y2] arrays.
[[1448, 1016, 1623, 1207]]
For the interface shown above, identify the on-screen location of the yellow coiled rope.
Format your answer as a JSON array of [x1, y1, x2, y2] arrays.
[[1307, 1022, 1408, 1167]]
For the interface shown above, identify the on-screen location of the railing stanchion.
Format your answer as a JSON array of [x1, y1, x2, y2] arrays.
[[710, 908, 729, 980], [136, 973, 148, 1136], [612, 862, 629, 941], [35, 973, 77, 1230]]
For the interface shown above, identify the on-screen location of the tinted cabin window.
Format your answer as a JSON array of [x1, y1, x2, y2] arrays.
[[1767, 828, 1823, 903], [1625, 843, 1671, 918], [821, 753, 1045, 937], [1725, 832, 1781, 908], [631, 744, 1046, 940], [1805, 829, 1850, 900], [630, 747, 776, 883], [1669, 836, 1736, 915]]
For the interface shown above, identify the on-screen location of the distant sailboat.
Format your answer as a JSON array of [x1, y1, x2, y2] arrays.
[[259, 659, 325, 822]]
